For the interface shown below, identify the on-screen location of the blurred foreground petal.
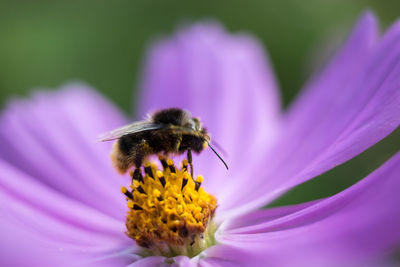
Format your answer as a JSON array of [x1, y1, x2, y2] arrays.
[[0, 83, 127, 219]]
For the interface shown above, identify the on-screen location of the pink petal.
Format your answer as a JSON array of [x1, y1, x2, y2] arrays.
[[0, 84, 140, 265], [172, 256, 197, 267], [199, 244, 268, 267], [221, 12, 400, 217], [0, 160, 125, 239], [137, 22, 282, 203], [0, 160, 136, 266], [224, 200, 321, 231], [126, 256, 166, 266], [216, 151, 400, 266], [0, 218, 90, 267], [0, 83, 128, 219]]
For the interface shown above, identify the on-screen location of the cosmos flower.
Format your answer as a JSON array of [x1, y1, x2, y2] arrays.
[[1, 11, 400, 266]]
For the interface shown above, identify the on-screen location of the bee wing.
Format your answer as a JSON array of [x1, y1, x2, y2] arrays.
[[98, 121, 163, 141]]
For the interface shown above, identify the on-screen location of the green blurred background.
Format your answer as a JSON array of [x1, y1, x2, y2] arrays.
[[1, 0, 400, 206]]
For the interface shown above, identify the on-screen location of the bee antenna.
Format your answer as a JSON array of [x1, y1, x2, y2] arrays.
[[211, 140, 228, 157], [207, 142, 229, 170]]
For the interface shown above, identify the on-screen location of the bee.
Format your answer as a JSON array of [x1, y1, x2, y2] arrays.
[[99, 108, 228, 178]]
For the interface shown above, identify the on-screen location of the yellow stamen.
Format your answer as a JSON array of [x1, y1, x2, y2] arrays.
[[196, 176, 204, 183], [182, 159, 188, 167], [121, 186, 127, 194], [123, 158, 217, 257]]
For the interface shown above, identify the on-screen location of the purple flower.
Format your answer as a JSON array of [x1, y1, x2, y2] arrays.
[[1, 12, 400, 266]]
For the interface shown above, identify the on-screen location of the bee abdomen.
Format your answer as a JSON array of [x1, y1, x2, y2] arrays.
[[118, 135, 137, 155], [111, 135, 150, 173], [111, 141, 132, 174]]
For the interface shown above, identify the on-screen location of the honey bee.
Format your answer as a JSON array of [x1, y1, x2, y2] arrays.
[[99, 108, 228, 177]]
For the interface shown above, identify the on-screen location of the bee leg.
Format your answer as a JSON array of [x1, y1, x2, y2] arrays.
[[132, 168, 143, 184], [187, 148, 194, 179], [132, 154, 144, 184], [133, 155, 143, 170]]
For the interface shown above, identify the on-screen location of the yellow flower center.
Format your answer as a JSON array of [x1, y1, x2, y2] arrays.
[[121, 156, 218, 258]]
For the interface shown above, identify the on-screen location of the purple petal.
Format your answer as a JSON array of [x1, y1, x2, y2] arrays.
[[0, 217, 91, 267], [224, 200, 321, 231], [126, 256, 166, 266], [0, 160, 125, 240], [172, 256, 197, 267], [137, 22, 282, 203], [0, 84, 139, 265], [217, 151, 400, 266], [199, 244, 271, 267], [201, 245, 396, 267], [0, 83, 128, 219], [219, 12, 400, 216], [0, 159, 136, 265]]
